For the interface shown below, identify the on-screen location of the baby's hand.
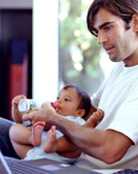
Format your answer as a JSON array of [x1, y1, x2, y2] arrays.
[[11, 95, 26, 122], [12, 95, 26, 106]]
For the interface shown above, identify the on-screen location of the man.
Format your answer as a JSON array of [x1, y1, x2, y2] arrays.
[[23, 0, 138, 168], [1, 0, 138, 168]]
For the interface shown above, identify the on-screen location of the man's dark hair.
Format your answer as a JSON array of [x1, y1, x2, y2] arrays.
[[62, 84, 92, 119], [87, 0, 138, 36]]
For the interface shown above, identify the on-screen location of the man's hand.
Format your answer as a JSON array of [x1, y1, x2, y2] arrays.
[[22, 101, 56, 125]]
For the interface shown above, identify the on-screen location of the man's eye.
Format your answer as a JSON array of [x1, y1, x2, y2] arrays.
[[103, 25, 112, 31]]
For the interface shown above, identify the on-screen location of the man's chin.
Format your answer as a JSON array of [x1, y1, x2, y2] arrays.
[[109, 56, 121, 62]]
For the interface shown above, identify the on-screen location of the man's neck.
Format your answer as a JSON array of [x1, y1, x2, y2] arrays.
[[124, 50, 138, 67]]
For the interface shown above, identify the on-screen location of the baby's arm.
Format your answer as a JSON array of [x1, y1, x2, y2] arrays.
[[11, 95, 26, 122], [84, 109, 104, 128]]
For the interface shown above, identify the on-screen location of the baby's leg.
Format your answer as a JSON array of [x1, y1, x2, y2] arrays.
[[10, 140, 32, 158], [32, 121, 45, 146], [9, 124, 33, 158], [85, 109, 104, 128], [43, 126, 58, 153], [10, 123, 33, 144]]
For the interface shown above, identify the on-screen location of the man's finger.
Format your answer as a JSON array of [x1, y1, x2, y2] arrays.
[[22, 112, 34, 121]]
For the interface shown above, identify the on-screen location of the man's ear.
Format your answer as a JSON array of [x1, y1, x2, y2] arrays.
[[132, 13, 138, 32]]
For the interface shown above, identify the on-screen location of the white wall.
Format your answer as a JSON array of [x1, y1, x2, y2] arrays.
[[0, 0, 32, 8], [33, 0, 59, 104]]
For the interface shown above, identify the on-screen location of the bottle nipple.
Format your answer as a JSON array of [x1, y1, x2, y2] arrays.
[[51, 101, 59, 109]]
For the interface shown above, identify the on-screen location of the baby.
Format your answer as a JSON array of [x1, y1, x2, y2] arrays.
[[10, 84, 104, 162]]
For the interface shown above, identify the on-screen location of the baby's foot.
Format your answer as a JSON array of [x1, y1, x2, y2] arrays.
[[85, 109, 104, 128], [32, 121, 45, 146], [43, 125, 57, 153]]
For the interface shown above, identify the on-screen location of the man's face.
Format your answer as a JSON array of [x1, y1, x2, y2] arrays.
[[93, 8, 138, 65]]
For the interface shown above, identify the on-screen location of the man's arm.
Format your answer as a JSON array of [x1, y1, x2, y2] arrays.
[[53, 137, 81, 158], [23, 103, 133, 164], [50, 115, 133, 164]]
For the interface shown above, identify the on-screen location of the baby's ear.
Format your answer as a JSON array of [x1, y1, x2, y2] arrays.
[[76, 109, 85, 117], [132, 13, 138, 32]]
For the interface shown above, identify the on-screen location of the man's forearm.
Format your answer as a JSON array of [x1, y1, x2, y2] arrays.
[[49, 113, 106, 160], [56, 137, 81, 158], [48, 113, 132, 164]]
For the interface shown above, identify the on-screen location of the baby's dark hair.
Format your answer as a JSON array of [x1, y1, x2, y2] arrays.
[[62, 84, 92, 119]]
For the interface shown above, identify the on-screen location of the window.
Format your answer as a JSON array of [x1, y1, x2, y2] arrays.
[[59, 0, 114, 95]]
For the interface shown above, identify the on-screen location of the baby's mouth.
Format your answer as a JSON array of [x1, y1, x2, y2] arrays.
[[51, 101, 58, 108], [51, 102, 61, 112]]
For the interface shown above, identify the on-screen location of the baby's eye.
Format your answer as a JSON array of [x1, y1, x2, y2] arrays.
[[64, 98, 71, 102]]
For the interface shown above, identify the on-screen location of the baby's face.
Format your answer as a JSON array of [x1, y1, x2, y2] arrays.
[[55, 88, 81, 116]]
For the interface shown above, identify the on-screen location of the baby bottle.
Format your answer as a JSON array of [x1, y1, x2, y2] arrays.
[[18, 99, 38, 113], [18, 99, 38, 127]]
